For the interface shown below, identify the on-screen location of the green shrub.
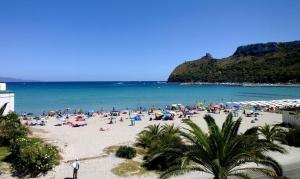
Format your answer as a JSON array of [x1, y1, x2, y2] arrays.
[[283, 127, 300, 147], [0, 105, 60, 177], [11, 137, 60, 177], [116, 146, 136, 159], [0, 113, 29, 146], [0, 146, 11, 161]]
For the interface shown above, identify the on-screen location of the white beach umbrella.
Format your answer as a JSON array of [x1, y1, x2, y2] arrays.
[[248, 102, 257, 106]]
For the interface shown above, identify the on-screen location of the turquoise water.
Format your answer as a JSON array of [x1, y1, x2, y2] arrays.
[[6, 82, 300, 114]]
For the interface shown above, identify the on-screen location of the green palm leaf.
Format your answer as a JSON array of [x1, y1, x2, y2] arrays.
[[155, 114, 285, 179]]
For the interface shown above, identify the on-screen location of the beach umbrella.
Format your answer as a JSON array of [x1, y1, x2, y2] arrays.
[[167, 111, 176, 115], [186, 106, 193, 110], [186, 111, 194, 115], [170, 104, 179, 110], [64, 108, 71, 112], [244, 109, 253, 115], [121, 110, 129, 114], [111, 109, 119, 113], [33, 116, 41, 120], [84, 116, 89, 121], [58, 117, 64, 123], [133, 115, 141, 121], [154, 110, 163, 116]]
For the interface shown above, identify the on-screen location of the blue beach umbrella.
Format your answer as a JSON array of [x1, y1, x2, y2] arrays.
[[134, 115, 141, 121]]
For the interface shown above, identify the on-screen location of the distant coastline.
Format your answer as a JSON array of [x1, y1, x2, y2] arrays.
[[168, 40, 300, 84], [178, 82, 300, 87], [0, 77, 38, 83], [4, 80, 300, 87]]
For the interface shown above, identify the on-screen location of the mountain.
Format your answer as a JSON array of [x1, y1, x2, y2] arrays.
[[0, 77, 34, 82], [168, 41, 300, 83]]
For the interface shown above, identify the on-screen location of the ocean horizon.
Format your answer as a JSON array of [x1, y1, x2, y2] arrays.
[[5, 81, 300, 115]]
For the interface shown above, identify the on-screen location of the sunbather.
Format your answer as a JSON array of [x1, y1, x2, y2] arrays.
[[99, 127, 109, 131]]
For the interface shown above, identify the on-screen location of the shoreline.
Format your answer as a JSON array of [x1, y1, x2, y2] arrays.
[[178, 82, 300, 87], [18, 98, 300, 116], [6, 82, 300, 115], [5, 81, 300, 87]]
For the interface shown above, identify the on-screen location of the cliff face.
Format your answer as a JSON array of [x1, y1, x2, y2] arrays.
[[233, 41, 300, 56], [168, 41, 300, 83]]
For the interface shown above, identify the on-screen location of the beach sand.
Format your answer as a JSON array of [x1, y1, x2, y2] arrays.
[[3, 111, 300, 179]]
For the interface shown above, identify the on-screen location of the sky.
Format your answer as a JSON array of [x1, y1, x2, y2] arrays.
[[0, 0, 299, 81]]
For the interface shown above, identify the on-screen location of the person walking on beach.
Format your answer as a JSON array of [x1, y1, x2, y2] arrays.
[[72, 159, 80, 179]]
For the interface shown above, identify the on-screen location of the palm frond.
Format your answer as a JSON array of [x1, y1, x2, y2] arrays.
[[155, 113, 284, 179], [229, 172, 251, 179], [244, 126, 259, 136], [204, 114, 221, 136], [230, 167, 279, 178], [0, 103, 8, 116], [160, 165, 210, 179]]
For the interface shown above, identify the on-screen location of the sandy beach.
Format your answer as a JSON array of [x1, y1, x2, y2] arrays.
[[2, 111, 299, 179], [1, 0, 300, 178]]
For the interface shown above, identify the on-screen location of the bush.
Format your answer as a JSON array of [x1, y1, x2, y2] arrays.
[[116, 146, 136, 159], [11, 137, 60, 177], [0, 106, 60, 177], [0, 113, 29, 146], [283, 127, 300, 147]]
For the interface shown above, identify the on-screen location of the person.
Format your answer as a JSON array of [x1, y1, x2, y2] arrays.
[[130, 118, 135, 126], [72, 159, 80, 179], [108, 118, 113, 124], [99, 127, 109, 131]]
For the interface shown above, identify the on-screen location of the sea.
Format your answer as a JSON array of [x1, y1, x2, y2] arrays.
[[5, 81, 300, 115]]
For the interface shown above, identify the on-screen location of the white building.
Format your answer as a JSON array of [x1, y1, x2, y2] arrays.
[[0, 83, 15, 115]]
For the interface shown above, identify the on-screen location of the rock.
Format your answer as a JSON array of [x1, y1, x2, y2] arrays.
[[233, 41, 300, 56]]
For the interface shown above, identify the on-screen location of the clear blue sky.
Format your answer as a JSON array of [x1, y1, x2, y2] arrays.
[[0, 0, 299, 81]]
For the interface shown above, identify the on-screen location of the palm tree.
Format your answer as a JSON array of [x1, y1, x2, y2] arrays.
[[158, 113, 286, 179], [161, 123, 180, 135], [136, 123, 182, 170], [136, 124, 162, 148], [258, 124, 287, 143]]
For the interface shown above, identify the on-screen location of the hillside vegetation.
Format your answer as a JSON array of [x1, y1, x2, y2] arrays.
[[168, 41, 300, 83]]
